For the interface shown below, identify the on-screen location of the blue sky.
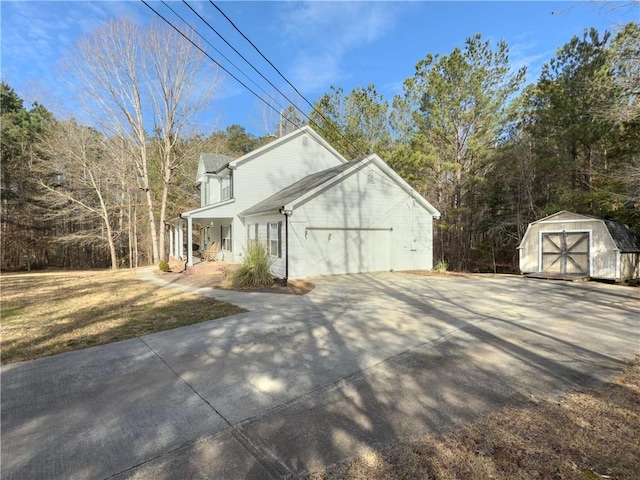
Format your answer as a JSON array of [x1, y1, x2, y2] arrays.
[[1, 1, 638, 136]]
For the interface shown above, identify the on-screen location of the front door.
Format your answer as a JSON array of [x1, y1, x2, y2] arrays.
[[541, 231, 590, 274]]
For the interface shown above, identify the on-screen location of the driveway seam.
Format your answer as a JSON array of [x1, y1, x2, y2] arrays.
[[237, 312, 497, 428], [136, 336, 291, 479]]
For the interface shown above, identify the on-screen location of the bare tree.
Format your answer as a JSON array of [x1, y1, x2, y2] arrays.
[[69, 18, 217, 264], [145, 24, 219, 260], [36, 120, 119, 268]]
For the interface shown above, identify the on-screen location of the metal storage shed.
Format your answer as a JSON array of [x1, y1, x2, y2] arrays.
[[518, 211, 640, 281]]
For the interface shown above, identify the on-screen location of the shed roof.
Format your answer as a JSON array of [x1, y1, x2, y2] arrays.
[[602, 219, 640, 253], [530, 210, 640, 253], [201, 153, 235, 174], [240, 162, 354, 217]]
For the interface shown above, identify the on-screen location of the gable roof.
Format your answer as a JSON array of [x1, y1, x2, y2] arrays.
[[529, 210, 640, 253], [229, 125, 347, 169], [201, 153, 235, 174], [240, 162, 355, 217], [240, 154, 440, 218]]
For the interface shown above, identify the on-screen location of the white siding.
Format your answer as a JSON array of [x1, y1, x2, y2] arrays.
[[620, 253, 640, 281], [239, 214, 287, 277], [519, 213, 620, 279], [233, 132, 344, 216], [291, 160, 434, 276]]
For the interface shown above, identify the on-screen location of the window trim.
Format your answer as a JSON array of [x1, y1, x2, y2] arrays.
[[221, 224, 232, 252], [220, 172, 232, 201], [267, 222, 282, 258], [247, 223, 259, 247]]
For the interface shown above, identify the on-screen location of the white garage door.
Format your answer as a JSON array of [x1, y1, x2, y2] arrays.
[[305, 228, 391, 276]]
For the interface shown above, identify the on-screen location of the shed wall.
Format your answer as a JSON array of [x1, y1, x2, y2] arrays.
[[620, 253, 640, 281], [519, 218, 619, 279]]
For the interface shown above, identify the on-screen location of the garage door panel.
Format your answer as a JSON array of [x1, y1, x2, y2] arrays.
[[306, 229, 390, 276]]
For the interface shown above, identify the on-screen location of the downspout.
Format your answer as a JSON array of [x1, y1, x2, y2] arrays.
[[279, 207, 292, 285]]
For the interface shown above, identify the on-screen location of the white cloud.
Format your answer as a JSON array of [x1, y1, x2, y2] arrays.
[[509, 40, 554, 85], [276, 2, 405, 92]]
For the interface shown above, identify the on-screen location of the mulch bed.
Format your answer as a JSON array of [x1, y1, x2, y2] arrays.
[[154, 269, 315, 295]]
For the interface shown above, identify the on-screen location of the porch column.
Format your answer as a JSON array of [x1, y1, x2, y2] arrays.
[[178, 220, 184, 260], [174, 225, 180, 258], [168, 225, 174, 259], [187, 216, 194, 266]]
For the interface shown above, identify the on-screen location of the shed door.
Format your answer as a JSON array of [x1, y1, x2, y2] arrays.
[[541, 231, 590, 274]]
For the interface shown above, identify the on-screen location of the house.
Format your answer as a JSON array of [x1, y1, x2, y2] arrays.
[[518, 210, 640, 281], [167, 126, 440, 279]]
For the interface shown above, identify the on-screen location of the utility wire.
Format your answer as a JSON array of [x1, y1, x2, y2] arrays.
[[181, 0, 400, 189], [160, 0, 285, 112], [209, 0, 315, 113], [142, 1, 403, 192], [142, 0, 351, 157], [186, 0, 357, 157], [140, 0, 284, 123], [208, 0, 365, 158]]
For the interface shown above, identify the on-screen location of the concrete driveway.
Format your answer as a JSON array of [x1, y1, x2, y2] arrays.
[[2, 272, 638, 479]]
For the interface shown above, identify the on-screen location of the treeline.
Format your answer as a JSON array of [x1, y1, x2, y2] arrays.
[[0, 82, 272, 271], [310, 23, 640, 271], [1, 19, 275, 272], [1, 20, 638, 272]]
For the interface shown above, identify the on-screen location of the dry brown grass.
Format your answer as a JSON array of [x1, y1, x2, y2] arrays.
[[0, 269, 245, 364], [307, 357, 640, 480]]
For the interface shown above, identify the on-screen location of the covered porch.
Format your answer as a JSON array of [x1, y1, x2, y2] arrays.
[[166, 215, 235, 267]]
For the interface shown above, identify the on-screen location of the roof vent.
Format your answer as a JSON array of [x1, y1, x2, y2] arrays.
[[302, 135, 309, 147]]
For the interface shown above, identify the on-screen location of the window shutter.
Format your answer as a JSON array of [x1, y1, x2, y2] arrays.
[[254, 224, 258, 243], [278, 221, 282, 258], [220, 225, 223, 248], [229, 224, 232, 252], [266, 223, 270, 247]]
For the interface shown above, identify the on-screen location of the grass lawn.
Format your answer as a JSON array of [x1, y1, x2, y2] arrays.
[[0, 268, 245, 364], [307, 357, 640, 480]]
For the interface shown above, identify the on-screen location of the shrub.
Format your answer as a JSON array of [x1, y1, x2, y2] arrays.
[[229, 242, 274, 288], [158, 261, 170, 272], [434, 259, 448, 273]]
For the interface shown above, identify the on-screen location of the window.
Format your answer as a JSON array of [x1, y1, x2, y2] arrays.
[[221, 225, 232, 251], [267, 222, 282, 257], [221, 174, 232, 201], [247, 223, 259, 247], [202, 181, 209, 204]]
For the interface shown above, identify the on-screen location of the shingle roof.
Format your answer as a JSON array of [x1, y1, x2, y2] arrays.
[[201, 153, 235, 173], [603, 219, 640, 253], [240, 162, 354, 217]]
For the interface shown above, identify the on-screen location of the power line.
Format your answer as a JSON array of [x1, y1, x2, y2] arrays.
[[209, 1, 365, 155], [190, 2, 400, 189], [160, 0, 285, 113], [140, 0, 284, 123], [209, 1, 315, 113], [142, 0, 398, 190], [207, 2, 383, 161], [186, 1, 357, 157]]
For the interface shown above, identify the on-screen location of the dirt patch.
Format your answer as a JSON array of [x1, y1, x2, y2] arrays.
[[306, 357, 640, 480], [155, 269, 315, 295]]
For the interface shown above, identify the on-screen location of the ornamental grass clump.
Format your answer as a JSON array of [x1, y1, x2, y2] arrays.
[[229, 242, 274, 288]]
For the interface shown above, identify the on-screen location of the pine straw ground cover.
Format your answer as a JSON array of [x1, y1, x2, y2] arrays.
[[0, 269, 245, 364], [306, 357, 640, 480]]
